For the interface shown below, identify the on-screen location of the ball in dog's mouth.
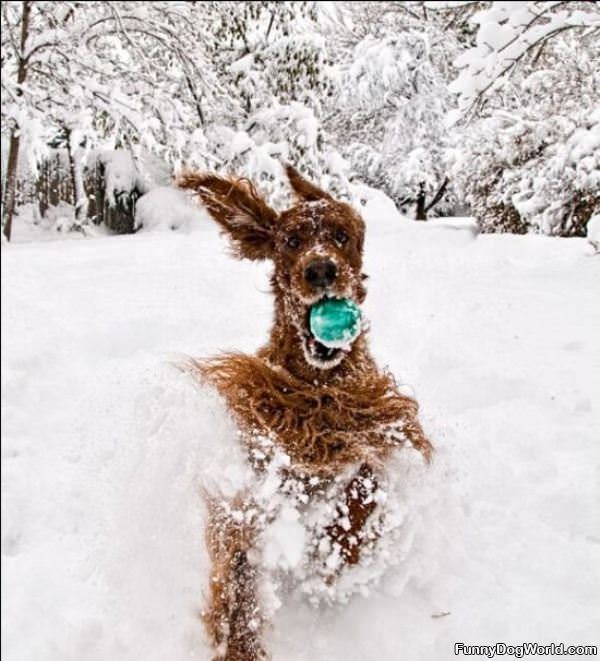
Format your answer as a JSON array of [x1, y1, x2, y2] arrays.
[[302, 298, 362, 367], [310, 298, 362, 347]]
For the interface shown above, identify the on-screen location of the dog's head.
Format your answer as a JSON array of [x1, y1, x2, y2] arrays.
[[179, 165, 367, 370]]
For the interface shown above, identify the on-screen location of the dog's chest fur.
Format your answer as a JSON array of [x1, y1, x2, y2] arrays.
[[196, 353, 419, 471]]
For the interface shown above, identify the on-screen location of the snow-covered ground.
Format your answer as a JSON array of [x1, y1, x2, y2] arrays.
[[2, 205, 599, 660]]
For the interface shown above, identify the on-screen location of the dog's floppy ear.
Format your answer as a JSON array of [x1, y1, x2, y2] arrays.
[[178, 172, 277, 260], [285, 164, 333, 203]]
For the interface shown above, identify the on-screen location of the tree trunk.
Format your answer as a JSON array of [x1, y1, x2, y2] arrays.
[[88, 160, 104, 225], [49, 154, 60, 208], [426, 177, 450, 217], [415, 182, 427, 221], [66, 129, 87, 222], [39, 157, 49, 214], [414, 177, 450, 222], [2, 0, 32, 242], [3, 131, 22, 241]]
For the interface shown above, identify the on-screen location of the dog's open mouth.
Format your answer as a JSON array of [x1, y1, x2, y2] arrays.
[[306, 333, 343, 363], [302, 325, 345, 368]]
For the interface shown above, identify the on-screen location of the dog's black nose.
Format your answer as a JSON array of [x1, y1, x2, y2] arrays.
[[304, 259, 337, 288]]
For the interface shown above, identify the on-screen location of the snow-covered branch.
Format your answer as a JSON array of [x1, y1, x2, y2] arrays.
[[450, 1, 600, 114]]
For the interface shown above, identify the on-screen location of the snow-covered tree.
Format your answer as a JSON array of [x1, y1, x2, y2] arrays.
[[449, 1, 600, 235], [199, 1, 346, 206], [204, 2, 332, 118], [1, 1, 219, 239], [322, 2, 466, 218]]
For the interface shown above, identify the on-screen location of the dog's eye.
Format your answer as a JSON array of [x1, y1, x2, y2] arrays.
[[334, 228, 349, 247], [286, 234, 301, 249]]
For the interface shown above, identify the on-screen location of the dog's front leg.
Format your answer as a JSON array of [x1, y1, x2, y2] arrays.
[[203, 497, 267, 661], [326, 463, 378, 566]]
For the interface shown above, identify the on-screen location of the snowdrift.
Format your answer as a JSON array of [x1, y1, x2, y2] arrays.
[[2, 211, 599, 660]]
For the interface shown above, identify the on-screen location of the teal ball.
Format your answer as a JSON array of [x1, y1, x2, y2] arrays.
[[309, 298, 362, 348]]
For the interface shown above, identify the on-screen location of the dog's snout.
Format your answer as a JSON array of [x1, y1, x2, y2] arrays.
[[304, 259, 337, 288]]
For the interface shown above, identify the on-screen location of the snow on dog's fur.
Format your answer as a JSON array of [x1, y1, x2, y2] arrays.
[[178, 166, 433, 661]]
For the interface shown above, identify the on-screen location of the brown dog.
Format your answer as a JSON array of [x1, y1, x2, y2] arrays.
[[178, 166, 432, 661]]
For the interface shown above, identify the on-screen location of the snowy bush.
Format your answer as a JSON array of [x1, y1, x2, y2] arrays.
[[134, 187, 206, 233], [449, 2, 600, 235]]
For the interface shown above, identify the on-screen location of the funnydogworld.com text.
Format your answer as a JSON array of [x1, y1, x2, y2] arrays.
[[454, 643, 598, 658]]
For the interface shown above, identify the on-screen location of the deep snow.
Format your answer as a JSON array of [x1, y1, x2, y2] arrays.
[[2, 202, 599, 660]]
